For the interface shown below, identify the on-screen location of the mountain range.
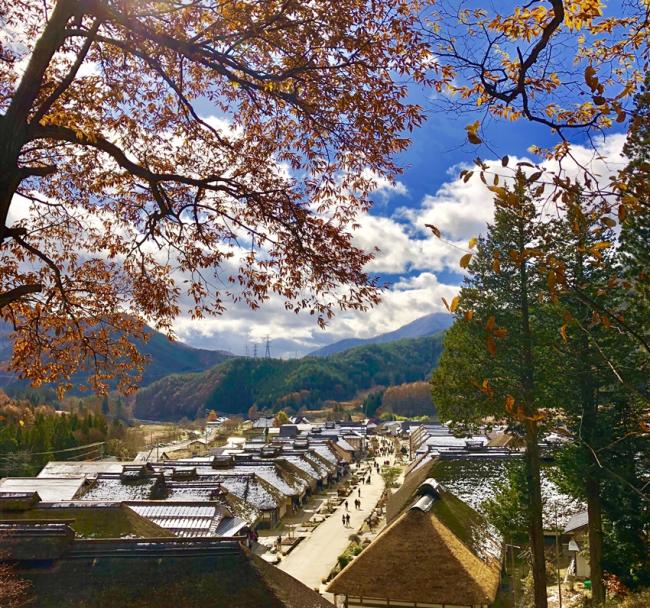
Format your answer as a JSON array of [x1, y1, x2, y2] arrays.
[[135, 333, 446, 420], [1, 312, 451, 415], [0, 324, 232, 391], [309, 312, 453, 356]]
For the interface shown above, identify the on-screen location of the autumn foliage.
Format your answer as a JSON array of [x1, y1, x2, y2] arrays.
[[0, 0, 431, 393]]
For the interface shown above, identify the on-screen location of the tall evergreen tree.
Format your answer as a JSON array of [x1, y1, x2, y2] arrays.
[[432, 171, 555, 608]]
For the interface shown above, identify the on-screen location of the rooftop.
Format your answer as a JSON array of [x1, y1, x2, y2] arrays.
[[327, 479, 502, 606]]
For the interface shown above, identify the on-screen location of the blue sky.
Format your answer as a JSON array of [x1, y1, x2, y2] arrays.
[[172, 4, 634, 358], [176, 89, 629, 358]]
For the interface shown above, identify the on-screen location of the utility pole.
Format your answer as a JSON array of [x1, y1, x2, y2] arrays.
[[264, 335, 271, 358]]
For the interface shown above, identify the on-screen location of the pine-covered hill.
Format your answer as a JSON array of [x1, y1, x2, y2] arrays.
[[0, 324, 233, 392], [134, 333, 446, 421]]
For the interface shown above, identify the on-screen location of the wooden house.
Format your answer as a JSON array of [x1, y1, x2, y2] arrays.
[[0, 521, 333, 608], [327, 479, 503, 608]]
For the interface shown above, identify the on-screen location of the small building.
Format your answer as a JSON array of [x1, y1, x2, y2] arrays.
[[327, 479, 503, 608], [564, 510, 590, 578]]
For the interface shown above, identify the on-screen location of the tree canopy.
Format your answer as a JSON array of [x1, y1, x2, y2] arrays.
[[0, 0, 431, 392]]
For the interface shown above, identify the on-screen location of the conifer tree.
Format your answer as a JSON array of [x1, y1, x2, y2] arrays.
[[432, 171, 555, 608]]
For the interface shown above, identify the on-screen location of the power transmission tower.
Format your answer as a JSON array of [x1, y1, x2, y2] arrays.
[[253, 343, 258, 358], [264, 336, 271, 358], [245, 343, 249, 357]]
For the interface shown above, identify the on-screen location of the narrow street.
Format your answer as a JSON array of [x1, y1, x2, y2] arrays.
[[278, 457, 391, 594]]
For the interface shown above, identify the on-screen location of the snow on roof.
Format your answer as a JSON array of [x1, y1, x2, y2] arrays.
[[215, 475, 279, 511], [38, 461, 131, 479], [78, 475, 157, 502], [312, 444, 339, 465], [281, 455, 323, 482], [0, 477, 85, 502], [564, 510, 589, 534], [336, 438, 355, 452]]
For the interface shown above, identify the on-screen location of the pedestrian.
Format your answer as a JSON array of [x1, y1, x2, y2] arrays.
[[357, 487, 361, 498], [342, 513, 346, 527], [346, 513, 351, 526], [345, 500, 349, 511]]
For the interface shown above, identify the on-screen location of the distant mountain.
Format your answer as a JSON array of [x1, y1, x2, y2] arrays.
[[309, 312, 453, 357], [135, 333, 446, 421], [0, 323, 233, 391]]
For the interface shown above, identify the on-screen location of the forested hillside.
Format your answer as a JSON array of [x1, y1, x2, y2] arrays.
[[135, 334, 445, 421], [0, 323, 232, 392]]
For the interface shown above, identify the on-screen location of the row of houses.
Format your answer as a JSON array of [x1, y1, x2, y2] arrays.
[[1, 440, 354, 531]]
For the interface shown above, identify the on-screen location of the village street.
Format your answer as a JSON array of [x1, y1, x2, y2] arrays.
[[278, 457, 392, 594]]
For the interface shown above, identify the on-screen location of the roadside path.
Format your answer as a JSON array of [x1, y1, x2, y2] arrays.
[[278, 459, 389, 592]]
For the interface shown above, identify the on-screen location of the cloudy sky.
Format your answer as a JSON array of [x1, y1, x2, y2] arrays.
[[174, 91, 629, 358]]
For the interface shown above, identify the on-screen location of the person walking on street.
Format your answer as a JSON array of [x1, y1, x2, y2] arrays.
[[346, 513, 351, 526], [345, 500, 349, 511], [358, 487, 361, 498], [342, 513, 346, 527]]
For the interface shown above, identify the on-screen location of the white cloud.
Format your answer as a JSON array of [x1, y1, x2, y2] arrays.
[[171, 133, 628, 357]]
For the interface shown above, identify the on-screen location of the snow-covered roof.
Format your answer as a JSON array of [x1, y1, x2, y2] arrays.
[[0, 477, 85, 502], [38, 461, 132, 479], [564, 510, 589, 534]]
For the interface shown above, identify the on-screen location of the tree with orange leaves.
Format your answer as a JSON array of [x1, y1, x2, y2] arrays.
[[0, 0, 432, 394]]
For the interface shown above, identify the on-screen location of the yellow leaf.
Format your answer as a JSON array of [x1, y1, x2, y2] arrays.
[[560, 324, 568, 342], [467, 132, 482, 145], [450, 295, 460, 313], [505, 394, 515, 412], [468, 236, 478, 249], [459, 253, 472, 268]]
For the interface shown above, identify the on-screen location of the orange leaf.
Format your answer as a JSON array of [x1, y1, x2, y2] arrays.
[[486, 315, 496, 331], [487, 336, 496, 357], [464, 310, 474, 321], [460, 253, 472, 268], [560, 324, 568, 342]]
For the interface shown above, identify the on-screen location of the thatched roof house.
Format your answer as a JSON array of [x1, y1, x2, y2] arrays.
[[327, 479, 502, 608], [0, 522, 333, 608]]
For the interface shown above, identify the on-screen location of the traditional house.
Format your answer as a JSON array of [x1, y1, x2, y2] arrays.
[[564, 510, 590, 579], [327, 479, 503, 608], [0, 521, 333, 607], [0, 492, 173, 539]]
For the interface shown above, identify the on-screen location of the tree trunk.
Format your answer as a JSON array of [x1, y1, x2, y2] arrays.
[[586, 475, 605, 604], [574, 233, 606, 605], [517, 202, 547, 608], [525, 420, 549, 608]]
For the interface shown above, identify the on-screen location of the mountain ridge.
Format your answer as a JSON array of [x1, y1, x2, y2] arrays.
[[309, 312, 453, 357], [135, 333, 446, 421], [0, 323, 233, 391]]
